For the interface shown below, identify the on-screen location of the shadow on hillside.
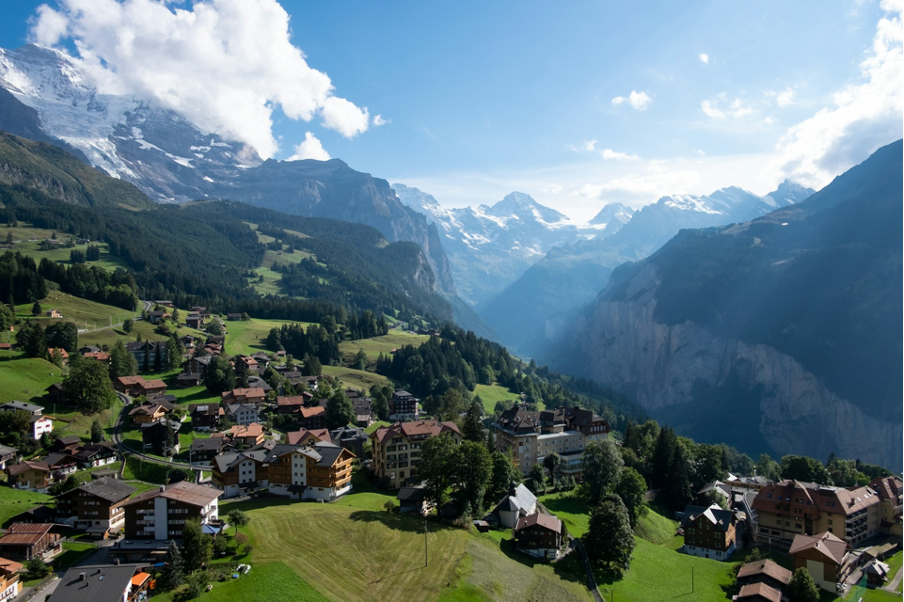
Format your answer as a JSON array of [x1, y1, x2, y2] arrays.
[[171, 389, 218, 403], [489, 534, 586, 587], [348, 510, 458, 535]]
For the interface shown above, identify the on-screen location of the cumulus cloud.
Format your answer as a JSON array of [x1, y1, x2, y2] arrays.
[[701, 95, 756, 119], [699, 53, 709, 64], [600, 148, 640, 161], [701, 99, 726, 119], [372, 114, 390, 126], [288, 132, 330, 161], [611, 90, 652, 111], [776, 88, 795, 107], [29, 0, 369, 159], [583, 140, 597, 151], [767, 0, 903, 188]]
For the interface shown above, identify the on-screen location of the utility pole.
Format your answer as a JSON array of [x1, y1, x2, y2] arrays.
[[424, 521, 428, 567], [692, 565, 694, 593]]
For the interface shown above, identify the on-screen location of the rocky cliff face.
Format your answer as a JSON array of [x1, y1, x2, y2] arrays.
[[563, 263, 902, 467]]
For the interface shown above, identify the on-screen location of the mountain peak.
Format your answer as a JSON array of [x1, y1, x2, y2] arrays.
[[484, 192, 568, 223], [764, 179, 815, 207], [589, 202, 634, 225]]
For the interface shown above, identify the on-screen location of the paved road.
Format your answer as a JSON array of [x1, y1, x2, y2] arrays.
[[571, 537, 604, 602]]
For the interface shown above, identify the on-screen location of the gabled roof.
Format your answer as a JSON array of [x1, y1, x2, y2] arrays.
[[43, 452, 78, 467], [74, 441, 116, 459], [311, 441, 354, 467], [0, 401, 43, 413], [232, 423, 264, 439], [397, 487, 427, 502], [122, 481, 221, 508], [299, 406, 326, 419], [0, 444, 17, 456], [737, 582, 782, 602], [736, 559, 792, 585], [870, 476, 903, 503], [191, 438, 227, 452], [682, 504, 735, 532], [286, 429, 331, 445], [371, 420, 461, 444], [0, 556, 23, 575], [59, 477, 136, 503], [52, 564, 146, 602], [789, 531, 849, 565], [7, 460, 49, 475], [514, 513, 561, 533], [494, 483, 537, 515], [0, 523, 55, 546]]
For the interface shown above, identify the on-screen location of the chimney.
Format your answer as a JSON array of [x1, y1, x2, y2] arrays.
[[78, 572, 86, 581], [160, 485, 166, 492]]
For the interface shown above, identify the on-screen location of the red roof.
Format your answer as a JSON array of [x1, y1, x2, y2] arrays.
[[372, 420, 461, 444], [737, 582, 781, 602], [514, 513, 562, 533]]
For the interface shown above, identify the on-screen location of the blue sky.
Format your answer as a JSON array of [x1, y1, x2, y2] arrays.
[[1, 0, 901, 220]]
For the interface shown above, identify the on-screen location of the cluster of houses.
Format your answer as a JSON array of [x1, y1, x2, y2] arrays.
[[4, 435, 119, 493], [679, 474, 903, 596], [0, 400, 54, 441]]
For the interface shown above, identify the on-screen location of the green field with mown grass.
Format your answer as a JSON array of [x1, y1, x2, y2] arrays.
[[0, 487, 53, 527], [0, 356, 61, 403], [474, 383, 522, 414], [223, 317, 315, 356], [338, 331, 430, 364], [321, 365, 392, 392], [4, 223, 128, 272]]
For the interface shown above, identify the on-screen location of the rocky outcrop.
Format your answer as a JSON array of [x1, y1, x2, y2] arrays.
[[563, 263, 902, 468]]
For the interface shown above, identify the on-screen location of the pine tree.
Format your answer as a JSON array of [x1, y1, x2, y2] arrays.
[[159, 540, 185, 591], [90, 419, 104, 443], [31, 300, 42, 316], [461, 400, 485, 442], [153, 342, 163, 372], [181, 519, 212, 571], [787, 568, 820, 602]]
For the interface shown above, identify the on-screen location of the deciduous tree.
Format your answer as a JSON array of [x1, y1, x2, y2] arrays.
[[582, 440, 624, 506], [584, 494, 635, 577], [181, 519, 213, 572], [787, 568, 820, 602], [418, 432, 461, 504], [63, 355, 117, 414], [614, 466, 648, 528]]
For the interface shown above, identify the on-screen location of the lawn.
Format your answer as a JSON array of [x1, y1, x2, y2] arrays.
[[50, 403, 117, 442], [0, 487, 53, 527], [321, 365, 392, 392], [245, 503, 468, 602], [122, 455, 171, 484], [166, 384, 221, 408], [14, 290, 137, 332], [538, 491, 590, 538], [53, 542, 98, 570], [338, 331, 430, 364], [474, 384, 521, 414], [224, 318, 315, 356], [365, 420, 391, 435], [179, 562, 329, 602], [598, 537, 736, 602], [5, 223, 128, 272], [0, 356, 61, 404]]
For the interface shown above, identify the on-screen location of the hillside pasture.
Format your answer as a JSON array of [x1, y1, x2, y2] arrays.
[[474, 383, 521, 414], [0, 356, 61, 403], [338, 331, 430, 366], [4, 223, 127, 272], [223, 317, 315, 357], [321, 365, 392, 392]]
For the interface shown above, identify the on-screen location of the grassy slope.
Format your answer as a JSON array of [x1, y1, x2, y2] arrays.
[[0, 487, 53, 527], [224, 318, 315, 357], [338, 331, 430, 364], [322, 365, 391, 392], [7, 223, 128, 272], [15, 290, 137, 333], [474, 384, 521, 414], [0, 356, 61, 403]]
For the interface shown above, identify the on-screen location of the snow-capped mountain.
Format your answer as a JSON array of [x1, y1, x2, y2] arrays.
[[478, 183, 815, 359], [392, 184, 634, 305]]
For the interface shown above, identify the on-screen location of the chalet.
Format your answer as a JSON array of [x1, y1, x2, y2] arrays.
[[140, 419, 182, 455], [175, 372, 202, 388], [226, 313, 243, 321], [492, 483, 538, 529], [235, 355, 258, 372], [125, 340, 168, 371], [47, 348, 69, 365], [128, 400, 171, 424], [246, 375, 271, 392], [114, 376, 145, 396], [397, 487, 432, 516], [863, 560, 891, 588], [189, 404, 223, 431], [210, 449, 268, 497], [329, 426, 368, 457], [147, 310, 169, 324], [53, 436, 82, 454], [49, 563, 152, 602], [0, 445, 17, 471], [7, 506, 55, 527], [790, 531, 853, 592], [298, 406, 327, 430], [221, 388, 266, 405], [277, 395, 307, 415], [74, 441, 118, 468], [54, 477, 137, 536], [122, 481, 221, 540], [224, 403, 260, 426], [185, 313, 205, 329], [137, 379, 167, 397], [0, 524, 61, 561], [153, 300, 174, 307], [352, 397, 374, 427], [389, 390, 419, 421], [43, 453, 79, 477], [0, 555, 22, 602], [513, 513, 564, 560], [206, 335, 225, 346], [82, 351, 110, 363], [370, 420, 462, 489], [682, 504, 739, 560], [736, 559, 793, 596], [30, 415, 53, 440], [230, 423, 265, 447], [189, 438, 232, 465], [180, 334, 198, 349], [182, 354, 213, 376], [736, 583, 782, 602], [44, 382, 64, 404], [6, 461, 51, 492], [286, 429, 331, 446], [46, 309, 63, 318], [0, 401, 42, 417]]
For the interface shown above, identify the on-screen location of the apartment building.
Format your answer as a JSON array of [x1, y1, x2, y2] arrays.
[[370, 420, 461, 489], [493, 406, 610, 475], [54, 477, 137, 536], [869, 476, 903, 536], [122, 482, 221, 540], [210, 441, 354, 501], [0, 556, 22, 602], [752, 480, 881, 548]]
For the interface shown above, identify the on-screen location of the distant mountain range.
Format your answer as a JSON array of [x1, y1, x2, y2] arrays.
[[547, 140, 903, 469], [392, 184, 634, 306], [0, 43, 493, 337]]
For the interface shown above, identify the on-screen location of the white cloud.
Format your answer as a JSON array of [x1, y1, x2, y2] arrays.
[[583, 140, 597, 151], [372, 114, 390, 126], [767, 0, 903, 188], [701, 99, 726, 119], [699, 53, 709, 64], [29, 0, 369, 159], [776, 88, 796, 107], [611, 90, 652, 111], [600, 148, 640, 161], [288, 132, 330, 161]]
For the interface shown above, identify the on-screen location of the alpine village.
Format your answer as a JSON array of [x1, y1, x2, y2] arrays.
[[0, 2, 901, 602]]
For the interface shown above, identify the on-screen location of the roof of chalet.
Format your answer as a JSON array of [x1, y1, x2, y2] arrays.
[[494, 483, 537, 515], [514, 513, 561, 533], [286, 429, 331, 445], [737, 582, 782, 602], [7, 460, 49, 475], [58, 477, 136, 503], [752, 480, 880, 518], [789, 531, 849, 565], [682, 504, 736, 532], [0, 523, 55, 546], [736, 559, 792, 585], [52, 564, 147, 602], [0, 401, 43, 413], [122, 481, 221, 509]]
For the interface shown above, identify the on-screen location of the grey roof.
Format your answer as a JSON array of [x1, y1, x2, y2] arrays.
[[66, 477, 136, 503], [44, 452, 78, 467], [211, 450, 268, 473], [312, 441, 345, 467], [0, 444, 18, 456], [397, 487, 427, 502], [226, 404, 259, 416], [49, 564, 146, 602], [682, 504, 736, 532], [191, 438, 226, 452], [0, 400, 43, 413], [73, 441, 115, 460]]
